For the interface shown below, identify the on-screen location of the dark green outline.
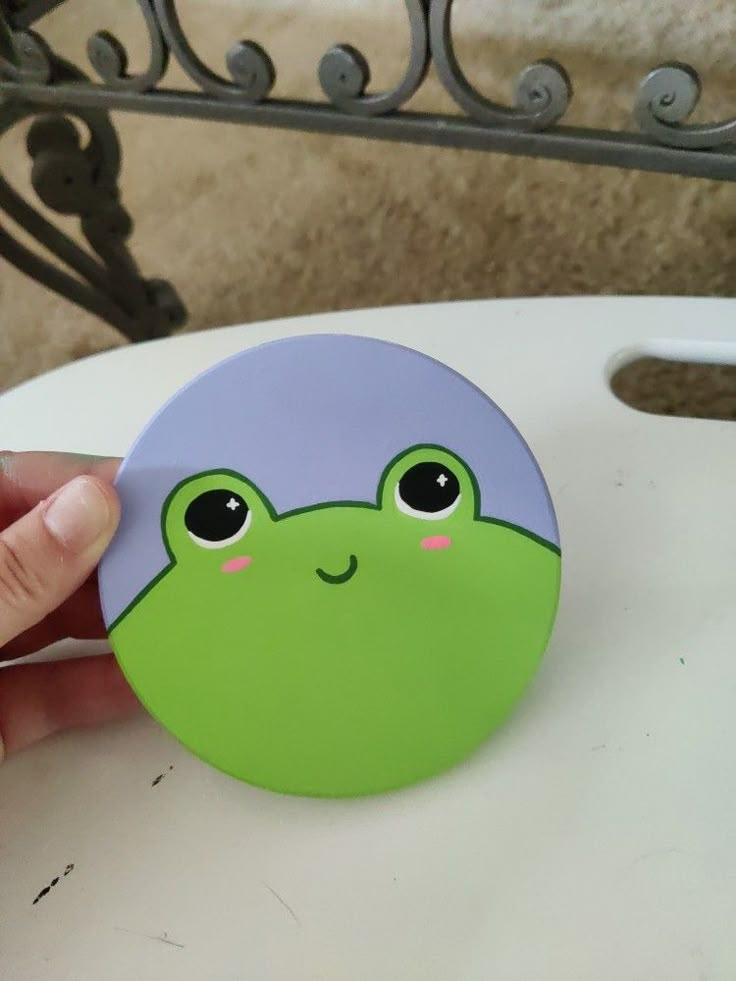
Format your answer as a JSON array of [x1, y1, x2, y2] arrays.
[[109, 563, 171, 633], [109, 468, 266, 633], [160, 468, 278, 561], [376, 443, 474, 507], [316, 554, 358, 585], [478, 516, 561, 555], [108, 446, 559, 632], [379, 444, 561, 556], [280, 499, 376, 520]]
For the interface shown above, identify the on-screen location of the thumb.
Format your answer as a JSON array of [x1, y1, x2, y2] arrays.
[[0, 476, 119, 648]]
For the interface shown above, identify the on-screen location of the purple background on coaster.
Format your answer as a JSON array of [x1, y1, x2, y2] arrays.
[[99, 334, 558, 625]]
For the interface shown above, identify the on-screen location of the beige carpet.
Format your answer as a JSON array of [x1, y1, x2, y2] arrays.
[[1, 1, 735, 416]]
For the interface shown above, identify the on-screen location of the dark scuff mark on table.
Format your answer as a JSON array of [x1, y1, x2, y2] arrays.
[[263, 882, 301, 926], [114, 927, 185, 949], [680, 656, 686, 665], [32, 879, 58, 905], [32, 864, 73, 905], [152, 765, 175, 787]]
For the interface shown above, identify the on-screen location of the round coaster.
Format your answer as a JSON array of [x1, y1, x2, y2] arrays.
[[100, 334, 561, 797]]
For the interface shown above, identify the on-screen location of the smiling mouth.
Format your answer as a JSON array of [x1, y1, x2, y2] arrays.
[[316, 554, 358, 585]]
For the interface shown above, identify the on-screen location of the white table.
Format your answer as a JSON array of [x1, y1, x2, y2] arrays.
[[1, 297, 734, 981]]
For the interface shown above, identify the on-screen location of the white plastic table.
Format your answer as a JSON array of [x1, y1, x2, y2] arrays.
[[0, 297, 734, 981]]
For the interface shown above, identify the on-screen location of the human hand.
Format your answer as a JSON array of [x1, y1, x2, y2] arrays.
[[0, 451, 139, 762]]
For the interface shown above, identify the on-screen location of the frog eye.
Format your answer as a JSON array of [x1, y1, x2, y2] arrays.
[[184, 489, 251, 549], [395, 461, 462, 521]]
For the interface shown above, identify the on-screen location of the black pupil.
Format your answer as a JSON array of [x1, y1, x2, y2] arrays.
[[398, 462, 460, 513], [185, 490, 248, 542]]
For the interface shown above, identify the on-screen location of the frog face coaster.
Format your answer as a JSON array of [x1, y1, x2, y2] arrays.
[[100, 334, 561, 798]]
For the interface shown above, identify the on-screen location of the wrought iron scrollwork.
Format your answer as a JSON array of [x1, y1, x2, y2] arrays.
[[319, 0, 430, 117], [1, 0, 736, 343], [635, 62, 736, 151], [1, 0, 733, 159], [2, 1, 735, 169], [0, 19, 52, 83], [154, 0, 274, 102], [87, 0, 168, 93], [0, 36, 185, 341], [429, 0, 571, 130]]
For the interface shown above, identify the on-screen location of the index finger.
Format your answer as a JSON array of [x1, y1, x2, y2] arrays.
[[0, 452, 120, 528]]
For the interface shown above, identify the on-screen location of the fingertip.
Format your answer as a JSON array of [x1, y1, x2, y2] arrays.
[[88, 473, 121, 533], [43, 475, 120, 556], [89, 457, 121, 485]]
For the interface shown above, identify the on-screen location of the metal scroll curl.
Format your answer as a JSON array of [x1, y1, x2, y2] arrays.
[[87, 0, 169, 93], [153, 0, 274, 102], [429, 0, 571, 130], [0, 21, 53, 84], [318, 0, 430, 117], [635, 62, 736, 150]]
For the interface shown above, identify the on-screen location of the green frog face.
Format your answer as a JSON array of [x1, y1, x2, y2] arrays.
[[111, 444, 560, 798]]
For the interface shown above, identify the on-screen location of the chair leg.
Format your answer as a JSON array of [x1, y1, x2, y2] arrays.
[[0, 70, 186, 343]]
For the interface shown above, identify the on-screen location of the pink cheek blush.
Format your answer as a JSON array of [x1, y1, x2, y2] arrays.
[[221, 556, 253, 574], [421, 536, 452, 551]]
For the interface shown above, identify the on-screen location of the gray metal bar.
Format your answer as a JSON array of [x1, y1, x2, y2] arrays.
[[4, 83, 736, 182]]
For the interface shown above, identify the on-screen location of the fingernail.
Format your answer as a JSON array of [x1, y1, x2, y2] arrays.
[[44, 476, 112, 553]]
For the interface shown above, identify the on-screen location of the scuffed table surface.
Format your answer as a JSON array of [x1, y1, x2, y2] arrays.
[[0, 297, 734, 980]]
